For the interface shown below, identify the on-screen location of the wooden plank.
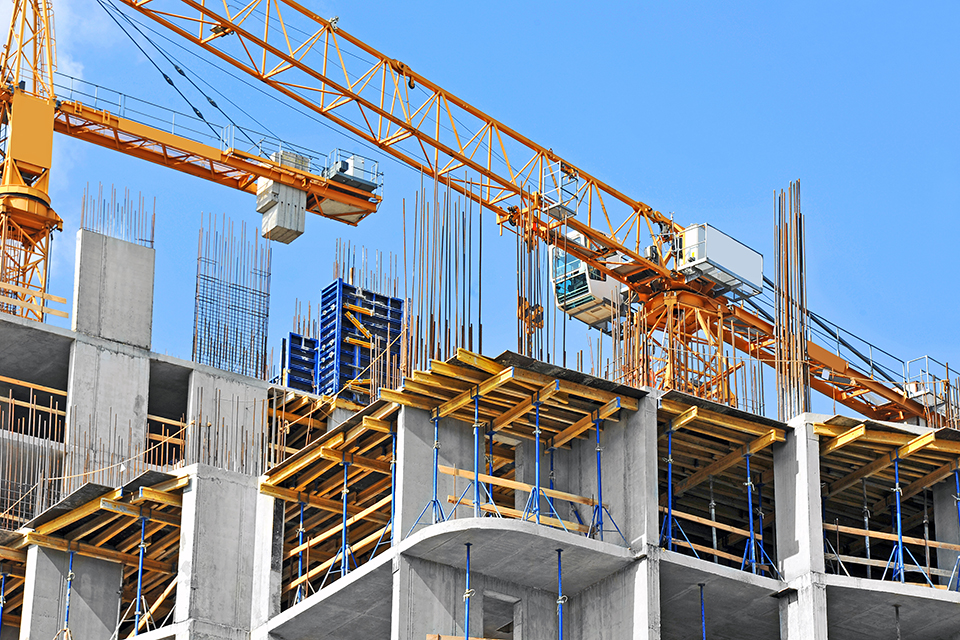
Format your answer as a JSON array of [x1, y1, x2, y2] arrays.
[[32, 488, 123, 537], [658, 506, 763, 541], [99, 499, 180, 527], [433, 367, 516, 420], [284, 523, 391, 592], [821, 424, 867, 456], [0, 294, 68, 318], [24, 532, 175, 574], [134, 487, 183, 508], [455, 349, 507, 375], [379, 388, 440, 412], [319, 447, 392, 474], [0, 546, 27, 563], [447, 496, 589, 533], [258, 483, 390, 524], [0, 373, 66, 396], [439, 465, 597, 507], [285, 494, 393, 559], [824, 552, 952, 580], [660, 399, 783, 438], [669, 429, 784, 501], [148, 475, 191, 494], [133, 576, 178, 635], [551, 397, 621, 448], [492, 380, 560, 431], [0, 280, 67, 303], [823, 521, 960, 553], [668, 537, 761, 566], [826, 431, 937, 498], [362, 416, 394, 433]]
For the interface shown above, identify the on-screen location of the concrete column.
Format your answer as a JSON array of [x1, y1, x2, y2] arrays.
[[773, 416, 827, 640], [394, 407, 476, 539], [250, 491, 286, 629], [18, 546, 122, 640], [64, 338, 150, 487], [72, 229, 155, 350], [618, 395, 660, 549], [175, 465, 258, 638], [568, 552, 659, 640], [186, 369, 268, 433], [933, 471, 960, 586]]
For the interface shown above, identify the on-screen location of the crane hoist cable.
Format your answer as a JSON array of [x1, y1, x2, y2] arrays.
[[102, 0, 266, 149], [96, 0, 222, 141], [119, 8, 413, 173]]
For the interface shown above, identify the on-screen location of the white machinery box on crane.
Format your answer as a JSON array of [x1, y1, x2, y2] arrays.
[[679, 223, 763, 299]]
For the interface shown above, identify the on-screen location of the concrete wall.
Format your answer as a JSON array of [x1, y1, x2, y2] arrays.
[[394, 407, 479, 539], [933, 475, 960, 586], [175, 464, 259, 639], [72, 229, 155, 350], [391, 555, 558, 640], [187, 369, 268, 434], [18, 545, 122, 640], [568, 558, 659, 640], [64, 337, 150, 485]]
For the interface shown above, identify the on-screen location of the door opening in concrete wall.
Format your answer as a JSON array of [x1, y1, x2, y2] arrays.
[[484, 591, 520, 639]]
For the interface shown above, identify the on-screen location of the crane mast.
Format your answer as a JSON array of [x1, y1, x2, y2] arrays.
[[0, 0, 62, 320]]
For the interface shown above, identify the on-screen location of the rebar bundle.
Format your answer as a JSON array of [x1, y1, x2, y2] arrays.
[[774, 180, 810, 421], [193, 213, 272, 380], [80, 183, 155, 248]]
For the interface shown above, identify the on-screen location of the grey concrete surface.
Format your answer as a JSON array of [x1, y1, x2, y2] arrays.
[[65, 337, 150, 473], [399, 517, 635, 594], [825, 573, 960, 639], [176, 465, 258, 637], [0, 314, 73, 390], [395, 406, 478, 539], [263, 549, 393, 640], [568, 550, 660, 640], [250, 491, 285, 630], [18, 545, 122, 640], [186, 368, 268, 434], [933, 476, 960, 587], [659, 550, 781, 640], [72, 229, 155, 349]]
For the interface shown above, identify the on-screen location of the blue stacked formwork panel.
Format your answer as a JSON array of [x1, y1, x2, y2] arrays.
[[317, 278, 403, 402], [284, 333, 319, 393]]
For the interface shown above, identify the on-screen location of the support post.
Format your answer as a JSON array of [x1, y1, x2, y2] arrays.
[[134, 516, 146, 634], [699, 582, 706, 640], [556, 549, 565, 640], [463, 543, 472, 640], [473, 390, 481, 518], [294, 501, 305, 604]]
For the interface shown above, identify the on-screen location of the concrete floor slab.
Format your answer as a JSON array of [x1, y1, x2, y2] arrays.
[[262, 550, 393, 640], [660, 551, 782, 640], [825, 574, 960, 640], [400, 518, 636, 594]]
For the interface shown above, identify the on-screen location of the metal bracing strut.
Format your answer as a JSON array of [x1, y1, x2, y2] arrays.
[[587, 413, 626, 544], [463, 543, 473, 640], [557, 549, 566, 640], [407, 416, 446, 536], [522, 391, 567, 531]]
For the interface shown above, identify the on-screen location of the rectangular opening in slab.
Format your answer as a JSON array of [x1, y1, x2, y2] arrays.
[[483, 591, 519, 640]]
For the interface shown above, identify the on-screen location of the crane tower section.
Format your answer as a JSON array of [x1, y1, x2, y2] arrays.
[[0, 0, 63, 320]]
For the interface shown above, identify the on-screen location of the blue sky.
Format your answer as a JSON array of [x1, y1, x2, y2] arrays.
[[30, 1, 960, 414]]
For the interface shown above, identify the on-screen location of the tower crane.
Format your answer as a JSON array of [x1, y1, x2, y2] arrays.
[[0, 0, 382, 322], [1, 0, 945, 427]]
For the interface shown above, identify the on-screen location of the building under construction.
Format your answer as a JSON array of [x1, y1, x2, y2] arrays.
[[2, 2, 960, 640]]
